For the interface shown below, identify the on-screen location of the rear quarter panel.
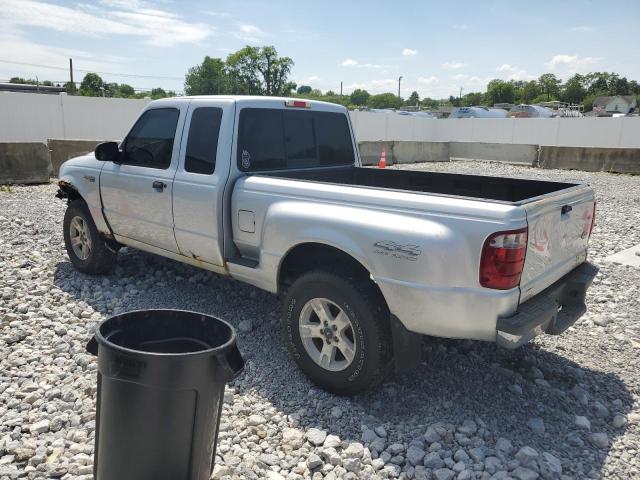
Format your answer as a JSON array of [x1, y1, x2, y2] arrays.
[[231, 176, 528, 340]]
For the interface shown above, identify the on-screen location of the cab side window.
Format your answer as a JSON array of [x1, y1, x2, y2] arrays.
[[124, 108, 179, 169], [185, 107, 223, 175]]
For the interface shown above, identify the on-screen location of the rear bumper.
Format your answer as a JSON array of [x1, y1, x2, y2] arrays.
[[496, 262, 598, 349]]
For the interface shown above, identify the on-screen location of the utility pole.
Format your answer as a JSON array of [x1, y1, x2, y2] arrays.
[[398, 76, 403, 100], [69, 58, 74, 94], [340, 81, 343, 96]]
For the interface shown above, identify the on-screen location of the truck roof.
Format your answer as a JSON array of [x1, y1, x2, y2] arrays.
[[150, 95, 348, 113]]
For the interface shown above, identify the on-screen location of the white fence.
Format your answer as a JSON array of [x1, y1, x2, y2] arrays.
[[350, 111, 640, 148], [1, 92, 639, 148], [0, 91, 150, 143]]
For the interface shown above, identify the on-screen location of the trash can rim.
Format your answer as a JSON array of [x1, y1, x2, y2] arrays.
[[93, 308, 238, 358]]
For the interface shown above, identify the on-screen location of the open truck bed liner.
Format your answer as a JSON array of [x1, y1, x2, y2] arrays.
[[267, 166, 578, 204]]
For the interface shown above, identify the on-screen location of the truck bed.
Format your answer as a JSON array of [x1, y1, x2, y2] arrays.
[[266, 166, 578, 204]]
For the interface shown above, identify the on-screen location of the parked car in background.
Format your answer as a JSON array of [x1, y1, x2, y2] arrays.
[[509, 104, 555, 118], [57, 96, 598, 394], [449, 106, 509, 118]]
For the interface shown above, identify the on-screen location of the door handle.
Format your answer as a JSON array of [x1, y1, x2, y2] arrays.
[[152, 180, 167, 191], [561, 205, 572, 214]]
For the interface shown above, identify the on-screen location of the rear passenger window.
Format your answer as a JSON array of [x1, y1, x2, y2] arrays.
[[124, 108, 179, 169], [238, 109, 286, 171], [185, 107, 223, 175], [238, 108, 354, 171]]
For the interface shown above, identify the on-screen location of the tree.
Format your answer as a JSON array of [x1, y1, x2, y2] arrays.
[[64, 81, 76, 95], [406, 91, 420, 106], [184, 56, 229, 95], [9, 77, 27, 84], [368, 93, 402, 109], [151, 87, 167, 99], [80, 73, 105, 96], [521, 81, 540, 103], [462, 92, 484, 106], [485, 79, 515, 105], [561, 74, 586, 104], [118, 84, 135, 97], [537, 73, 561, 100], [350, 88, 370, 106], [226, 46, 294, 96], [420, 97, 439, 109], [297, 85, 312, 94]]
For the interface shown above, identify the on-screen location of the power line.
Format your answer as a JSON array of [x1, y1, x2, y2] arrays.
[[0, 59, 183, 81]]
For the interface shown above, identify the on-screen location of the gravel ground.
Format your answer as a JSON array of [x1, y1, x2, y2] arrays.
[[0, 160, 639, 480]]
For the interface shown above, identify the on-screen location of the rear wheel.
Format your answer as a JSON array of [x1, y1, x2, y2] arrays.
[[282, 270, 393, 395], [63, 200, 116, 274]]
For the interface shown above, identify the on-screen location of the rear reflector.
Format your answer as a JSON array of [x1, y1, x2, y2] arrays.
[[285, 100, 311, 108], [480, 227, 528, 290]]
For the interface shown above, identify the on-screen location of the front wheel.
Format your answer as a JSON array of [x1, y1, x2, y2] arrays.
[[63, 200, 116, 274], [282, 271, 393, 395]]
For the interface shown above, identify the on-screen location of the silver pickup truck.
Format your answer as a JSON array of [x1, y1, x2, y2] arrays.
[[57, 96, 597, 394]]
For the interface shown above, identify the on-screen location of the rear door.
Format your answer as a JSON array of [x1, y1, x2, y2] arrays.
[[172, 98, 235, 266], [100, 104, 186, 253], [519, 186, 595, 302]]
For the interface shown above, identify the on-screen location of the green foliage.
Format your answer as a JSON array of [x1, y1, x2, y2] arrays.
[[420, 97, 440, 109], [461, 92, 484, 106], [369, 93, 402, 109], [184, 56, 229, 95], [225, 45, 294, 96], [350, 88, 370, 106], [63, 81, 76, 94], [80, 73, 104, 96], [406, 91, 420, 106], [151, 87, 167, 99], [118, 84, 135, 97], [538, 74, 561, 100], [561, 74, 586, 104], [297, 85, 312, 94], [486, 79, 515, 105]]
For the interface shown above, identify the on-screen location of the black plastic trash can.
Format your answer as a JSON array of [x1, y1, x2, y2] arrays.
[[86, 309, 244, 480]]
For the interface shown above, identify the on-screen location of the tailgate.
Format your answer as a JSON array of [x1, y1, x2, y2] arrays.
[[519, 185, 595, 303]]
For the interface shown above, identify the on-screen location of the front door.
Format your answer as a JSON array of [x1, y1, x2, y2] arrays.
[[100, 106, 185, 253]]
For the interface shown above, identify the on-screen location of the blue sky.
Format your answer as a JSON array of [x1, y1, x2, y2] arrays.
[[1, 0, 639, 98]]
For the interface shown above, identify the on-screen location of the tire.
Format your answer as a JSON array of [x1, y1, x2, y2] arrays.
[[63, 200, 116, 274], [282, 270, 393, 395]]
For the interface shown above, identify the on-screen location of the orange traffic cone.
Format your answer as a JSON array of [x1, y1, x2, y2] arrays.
[[379, 147, 387, 168]]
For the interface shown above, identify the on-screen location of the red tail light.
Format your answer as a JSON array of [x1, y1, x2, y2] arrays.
[[480, 227, 528, 290]]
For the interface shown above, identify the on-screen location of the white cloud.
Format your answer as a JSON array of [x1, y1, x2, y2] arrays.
[[545, 54, 600, 76], [442, 61, 467, 69], [452, 73, 468, 81], [571, 26, 593, 32], [340, 59, 384, 68], [452, 24, 468, 30], [233, 23, 267, 43], [0, 0, 211, 47], [417, 76, 439, 86], [402, 48, 417, 56], [0, 30, 127, 82], [495, 63, 535, 81]]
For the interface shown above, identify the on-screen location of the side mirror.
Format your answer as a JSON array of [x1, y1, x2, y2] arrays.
[[95, 142, 120, 163]]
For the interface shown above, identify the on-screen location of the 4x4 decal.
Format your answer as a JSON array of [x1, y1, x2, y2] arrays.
[[373, 241, 422, 261]]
